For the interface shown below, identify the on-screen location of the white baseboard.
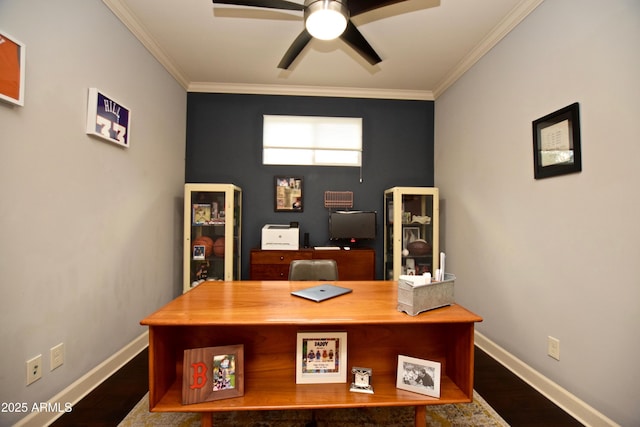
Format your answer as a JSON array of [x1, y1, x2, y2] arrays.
[[14, 331, 149, 427], [475, 331, 618, 427]]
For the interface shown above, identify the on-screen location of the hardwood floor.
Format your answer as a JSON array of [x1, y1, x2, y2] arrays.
[[50, 346, 584, 426], [473, 348, 583, 426], [49, 349, 148, 427]]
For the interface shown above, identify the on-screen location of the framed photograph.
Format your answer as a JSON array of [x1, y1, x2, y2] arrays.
[[532, 102, 581, 179], [192, 203, 212, 224], [403, 227, 420, 251], [193, 245, 205, 260], [296, 332, 347, 384], [0, 31, 26, 106], [275, 176, 303, 212], [182, 345, 244, 404], [396, 355, 441, 398], [86, 87, 131, 148]]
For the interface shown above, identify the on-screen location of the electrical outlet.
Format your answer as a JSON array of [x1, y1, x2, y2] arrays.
[[50, 343, 64, 371], [548, 336, 560, 361], [26, 354, 42, 385]]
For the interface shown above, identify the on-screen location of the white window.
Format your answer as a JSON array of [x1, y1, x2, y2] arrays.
[[263, 115, 362, 166]]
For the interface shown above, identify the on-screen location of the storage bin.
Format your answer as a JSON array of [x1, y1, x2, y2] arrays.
[[397, 273, 455, 316]]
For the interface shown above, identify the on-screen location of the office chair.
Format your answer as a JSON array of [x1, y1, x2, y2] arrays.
[[288, 259, 338, 281]]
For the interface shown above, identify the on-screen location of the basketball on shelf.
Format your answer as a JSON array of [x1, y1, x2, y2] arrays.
[[192, 236, 214, 257], [213, 237, 225, 257]]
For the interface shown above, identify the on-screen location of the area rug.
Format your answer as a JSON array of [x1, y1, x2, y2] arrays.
[[118, 390, 509, 427]]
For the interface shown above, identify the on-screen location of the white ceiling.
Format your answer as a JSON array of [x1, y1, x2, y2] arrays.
[[103, 0, 543, 100]]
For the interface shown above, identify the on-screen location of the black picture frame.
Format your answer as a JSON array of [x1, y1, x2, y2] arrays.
[[274, 176, 303, 212], [532, 102, 581, 179]]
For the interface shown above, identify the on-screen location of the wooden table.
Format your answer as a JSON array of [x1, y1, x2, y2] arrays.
[[141, 281, 482, 427]]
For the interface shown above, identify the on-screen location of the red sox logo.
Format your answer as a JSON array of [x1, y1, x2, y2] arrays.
[[190, 361, 208, 389]]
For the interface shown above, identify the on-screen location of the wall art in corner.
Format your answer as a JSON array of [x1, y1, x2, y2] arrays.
[[86, 88, 131, 148], [532, 102, 581, 179], [0, 30, 26, 106]]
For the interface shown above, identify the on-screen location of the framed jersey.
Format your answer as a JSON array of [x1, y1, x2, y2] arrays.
[[86, 87, 131, 148]]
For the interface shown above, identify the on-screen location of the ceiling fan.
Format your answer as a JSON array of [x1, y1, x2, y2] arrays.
[[212, 0, 411, 69]]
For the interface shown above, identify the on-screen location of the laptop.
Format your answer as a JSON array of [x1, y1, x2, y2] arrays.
[[291, 284, 353, 302]]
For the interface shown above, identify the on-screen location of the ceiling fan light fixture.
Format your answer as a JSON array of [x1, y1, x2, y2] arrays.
[[304, 0, 349, 41]]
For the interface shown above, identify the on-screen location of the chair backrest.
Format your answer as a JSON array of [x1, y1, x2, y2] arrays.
[[288, 259, 339, 281]]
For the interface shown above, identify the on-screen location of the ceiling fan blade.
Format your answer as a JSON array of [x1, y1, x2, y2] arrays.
[[347, 0, 409, 17], [212, 0, 304, 11], [340, 20, 382, 66], [278, 29, 313, 69]]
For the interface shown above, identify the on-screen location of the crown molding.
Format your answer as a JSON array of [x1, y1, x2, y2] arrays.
[[102, 0, 190, 89], [433, 0, 545, 98], [103, 0, 543, 100], [188, 82, 434, 100]]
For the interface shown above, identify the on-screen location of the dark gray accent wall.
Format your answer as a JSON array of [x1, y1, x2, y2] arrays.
[[186, 93, 434, 279]]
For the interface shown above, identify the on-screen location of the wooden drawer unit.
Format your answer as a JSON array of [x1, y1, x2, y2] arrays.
[[250, 248, 375, 280], [312, 249, 375, 280], [250, 250, 312, 280]]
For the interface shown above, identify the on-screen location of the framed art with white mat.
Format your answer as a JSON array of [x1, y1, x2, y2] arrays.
[[296, 332, 347, 384], [396, 355, 441, 398]]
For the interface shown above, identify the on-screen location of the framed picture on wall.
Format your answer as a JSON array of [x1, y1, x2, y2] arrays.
[[0, 31, 26, 106], [532, 102, 581, 179], [275, 176, 303, 212], [86, 88, 131, 148]]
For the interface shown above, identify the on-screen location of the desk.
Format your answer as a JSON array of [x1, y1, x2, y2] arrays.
[[141, 281, 482, 427]]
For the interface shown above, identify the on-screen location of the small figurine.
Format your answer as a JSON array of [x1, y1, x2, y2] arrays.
[[195, 261, 209, 281]]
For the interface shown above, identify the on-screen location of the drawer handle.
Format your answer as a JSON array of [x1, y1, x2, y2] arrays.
[[279, 256, 284, 260], [280, 272, 284, 277]]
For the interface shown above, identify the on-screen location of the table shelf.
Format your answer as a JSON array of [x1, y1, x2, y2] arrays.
[[151, 373, 470, 413], [142, 281, 482, 427]]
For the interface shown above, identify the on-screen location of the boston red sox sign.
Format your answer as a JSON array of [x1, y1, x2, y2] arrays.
[[86, 87, 130, 148]]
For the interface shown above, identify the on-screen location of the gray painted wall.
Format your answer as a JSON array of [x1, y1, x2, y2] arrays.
[[435, 1, 640, 425], [0, 1, 186, 425]]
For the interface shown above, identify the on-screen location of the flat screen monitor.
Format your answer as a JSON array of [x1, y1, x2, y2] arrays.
[[329, 211, 376, 241]]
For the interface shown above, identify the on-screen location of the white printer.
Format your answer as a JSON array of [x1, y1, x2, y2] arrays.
[[261, 224, 299, 250]]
